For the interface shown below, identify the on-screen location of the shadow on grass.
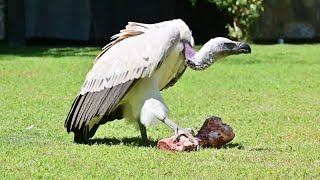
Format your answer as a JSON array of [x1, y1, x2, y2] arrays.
[[221, 142, 245, 150], [221, 144, 279, 152], [0, 44, 100, 58], [248, 146, 274, 151], [87, 137, 158, 147], [87, 137, 246, 150]]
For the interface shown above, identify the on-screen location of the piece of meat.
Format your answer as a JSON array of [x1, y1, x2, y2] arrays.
[[196, 116, 235, 148], [157, 116, 235, 151], [157, 133, 199, 152]]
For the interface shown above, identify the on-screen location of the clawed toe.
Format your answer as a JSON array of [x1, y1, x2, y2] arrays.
[[173, 128, 200, 151], [174, 128, 195, 140]]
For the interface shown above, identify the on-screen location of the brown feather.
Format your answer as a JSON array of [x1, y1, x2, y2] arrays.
[[93, 22, 147, 64]]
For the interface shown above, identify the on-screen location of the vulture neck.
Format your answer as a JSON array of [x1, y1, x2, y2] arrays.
[[183, 41, 216, 71]]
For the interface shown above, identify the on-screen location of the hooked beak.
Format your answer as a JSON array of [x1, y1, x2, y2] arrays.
[[237, 43, 251, 54]]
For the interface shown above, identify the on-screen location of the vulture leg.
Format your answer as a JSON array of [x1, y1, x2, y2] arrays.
[[160, 117, 197, 143], [140, 98, 198, 144], [88, 123, 100, 138], [138, 121, 149, 145]]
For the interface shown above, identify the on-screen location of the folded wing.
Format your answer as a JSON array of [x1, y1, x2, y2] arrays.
[[65, 24, 181, 133]]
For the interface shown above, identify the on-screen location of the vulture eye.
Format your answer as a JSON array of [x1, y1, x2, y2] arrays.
[[225, 43, 236, 49]]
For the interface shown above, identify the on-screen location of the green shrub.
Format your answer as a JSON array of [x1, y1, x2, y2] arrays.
[[190, 0, 264, 41]]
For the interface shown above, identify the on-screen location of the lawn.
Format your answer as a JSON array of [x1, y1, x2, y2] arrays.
[[0, 44, 319, 179]]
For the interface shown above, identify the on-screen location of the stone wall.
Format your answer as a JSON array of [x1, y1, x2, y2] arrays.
[[251, 0, 320, 40], [0, 0, 4, 39]]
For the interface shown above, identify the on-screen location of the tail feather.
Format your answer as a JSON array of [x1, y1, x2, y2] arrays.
[[65, 94, 82, 132], [64, 80, 135, 143]]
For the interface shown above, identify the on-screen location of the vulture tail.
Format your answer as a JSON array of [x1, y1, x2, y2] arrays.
[[64, 80, 135, 144]]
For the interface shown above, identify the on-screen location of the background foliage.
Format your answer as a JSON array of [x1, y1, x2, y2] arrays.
[[190, 0, 264, 41]]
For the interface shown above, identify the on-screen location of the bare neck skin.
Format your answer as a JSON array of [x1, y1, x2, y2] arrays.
[[183, 41, 216, 71]]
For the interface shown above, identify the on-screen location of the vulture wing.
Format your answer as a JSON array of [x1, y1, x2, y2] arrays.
[[65, 24, 181, 132]]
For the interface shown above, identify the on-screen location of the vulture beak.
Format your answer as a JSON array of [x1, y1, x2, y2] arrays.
[[237, 43, 251, 54]]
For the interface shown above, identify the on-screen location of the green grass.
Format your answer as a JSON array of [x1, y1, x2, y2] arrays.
[[0, 44, 319, 179]]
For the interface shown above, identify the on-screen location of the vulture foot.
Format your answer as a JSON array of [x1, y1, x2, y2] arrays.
[[174, 127, 199, 150], [157, 130, 200, 152]]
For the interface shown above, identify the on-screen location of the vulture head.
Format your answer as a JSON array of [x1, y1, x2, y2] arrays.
[[183, 37, 251, 70], [205, 37, 251, 58]]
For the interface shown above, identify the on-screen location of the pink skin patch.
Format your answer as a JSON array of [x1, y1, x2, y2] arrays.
[[183, 42, 196, 60]]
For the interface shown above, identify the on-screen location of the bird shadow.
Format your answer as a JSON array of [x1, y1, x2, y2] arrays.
[[87, 137, 245, 150], [220, 142, 245, 150], [199, 143, 245, 150], [87, 137, 158, 147], [220, 143, 276, 151]]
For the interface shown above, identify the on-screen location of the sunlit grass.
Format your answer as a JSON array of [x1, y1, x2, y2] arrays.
[[0, 44, 319, 179]]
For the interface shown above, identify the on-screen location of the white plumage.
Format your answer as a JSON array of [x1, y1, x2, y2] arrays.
[[65, 19, 251, 144]]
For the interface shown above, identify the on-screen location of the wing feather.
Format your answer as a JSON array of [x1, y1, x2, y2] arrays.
[[65, 23, 181, 132], [161, 66, 187, 90]]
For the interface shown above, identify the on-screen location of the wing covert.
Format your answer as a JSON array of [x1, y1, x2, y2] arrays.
[[80, 25, 180, 94], [65, 24, 181, 132]]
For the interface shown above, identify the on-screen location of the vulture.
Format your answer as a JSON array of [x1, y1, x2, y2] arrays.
[[64, 19, 251, 144]]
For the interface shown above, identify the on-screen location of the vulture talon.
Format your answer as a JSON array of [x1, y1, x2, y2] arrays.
[[174, 128, 195, 139], [173, 127, 200, 150], [173, 133, 186, 143]]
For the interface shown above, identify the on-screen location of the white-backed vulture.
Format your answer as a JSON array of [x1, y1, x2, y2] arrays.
[[64, 19, 251, 144]]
